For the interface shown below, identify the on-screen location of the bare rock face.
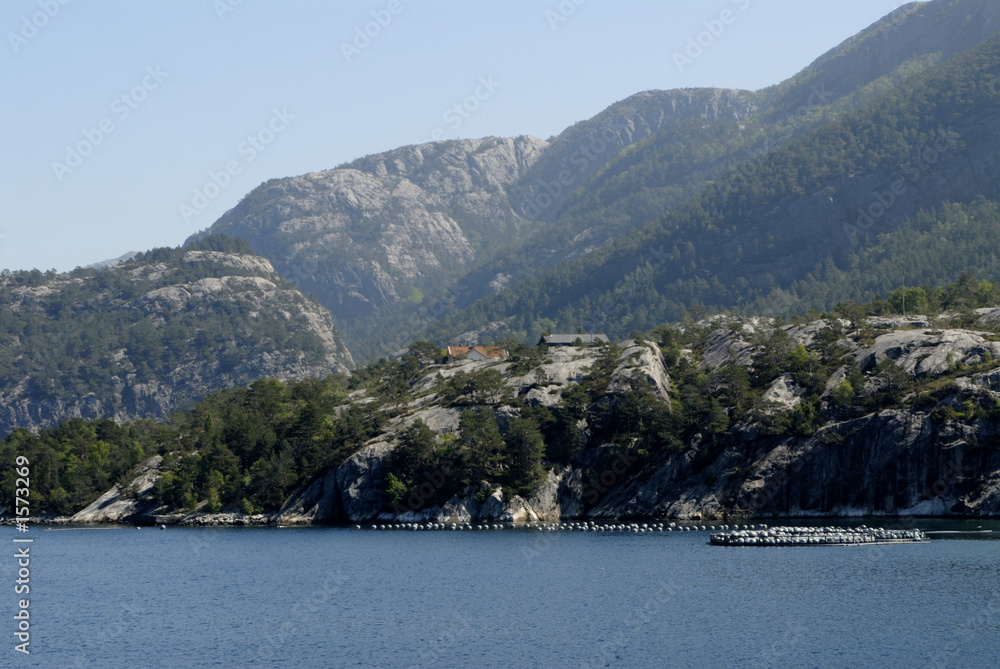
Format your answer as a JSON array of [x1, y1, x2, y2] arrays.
[[192, 136, 548, 326], [611, 341, 672, 405], [71, 456, 163, 523], [523, 470, 564, 522], [479, 488, 506, 520], [453, 322, 511, 347], [762, 374, 803, 410], [958, 367, 1000, 395], [697, 318, 771, 372], [335, 440, 395, 522], [526, 347, 596, 388], [273, 469, 342, 525], [533, 468, 586, 520], [582, 402, 1000, 521], [855, 329, 1000, 377], [435, 494, 477, 524]]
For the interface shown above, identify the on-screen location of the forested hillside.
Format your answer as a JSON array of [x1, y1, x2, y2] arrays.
[[5, 277, 1000, 523], [0, 235, 353, 437], [430, 27, 1000, 343]]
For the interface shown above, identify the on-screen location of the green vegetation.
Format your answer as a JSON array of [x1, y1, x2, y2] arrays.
[[0, 234, 343, 430], [425, 34, 1000, 346], [5, 274, 1000, 520], [0, 375, 386, 516]]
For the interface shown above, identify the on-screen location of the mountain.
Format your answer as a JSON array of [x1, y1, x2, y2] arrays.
[[0, 235, 353, 437], [187, 137, 548, 360], [187, 92, 763, 361], [431, 0, 1000, 344], [86, 251, 141, 270], [188, 0, 1000, 363]]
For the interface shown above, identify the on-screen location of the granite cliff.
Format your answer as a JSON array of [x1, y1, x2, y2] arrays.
[[71, 313, 1000, 525], [187, 137, 547, 355]]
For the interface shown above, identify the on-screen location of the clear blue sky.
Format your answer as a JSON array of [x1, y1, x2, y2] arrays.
[[1, 0, 914, 272]]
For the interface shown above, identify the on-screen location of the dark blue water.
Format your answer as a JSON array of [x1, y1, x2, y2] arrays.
[[2, 521, 998, 668]]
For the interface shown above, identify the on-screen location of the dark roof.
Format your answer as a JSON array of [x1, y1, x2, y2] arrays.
[[539, 334, 610, 346]]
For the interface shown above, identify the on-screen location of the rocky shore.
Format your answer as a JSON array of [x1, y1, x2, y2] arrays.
[[27, 316, 1000, 527]]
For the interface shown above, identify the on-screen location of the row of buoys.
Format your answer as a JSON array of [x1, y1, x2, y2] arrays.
[[710, 525, 927, 547], [353, 521, 770, 532]]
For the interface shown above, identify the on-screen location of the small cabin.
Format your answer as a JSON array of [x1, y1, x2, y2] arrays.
[[537, 334, 610, 347], [446, 345, 508, 362]]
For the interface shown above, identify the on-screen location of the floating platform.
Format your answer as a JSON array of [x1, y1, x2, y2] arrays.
[[355, 521, 764, 532], [710, 525, 927, 547]]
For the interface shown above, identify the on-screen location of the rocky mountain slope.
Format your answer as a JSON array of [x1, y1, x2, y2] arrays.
[[187, 137, 547, 357], [276, 318, 1000, 523], [508, 87, 764, 222], [0, 236, 352, 437], [63, 303, 1000, 524], [188, 90, 766, 361]]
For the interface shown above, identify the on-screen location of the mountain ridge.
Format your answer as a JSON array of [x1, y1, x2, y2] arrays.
[[428, 8, 1000, 345]]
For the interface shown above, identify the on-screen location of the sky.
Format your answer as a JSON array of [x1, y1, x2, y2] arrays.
[[1, 0, 914, 273]]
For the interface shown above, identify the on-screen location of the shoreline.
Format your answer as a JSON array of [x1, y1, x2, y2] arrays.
[[3, 514, 999, 530]]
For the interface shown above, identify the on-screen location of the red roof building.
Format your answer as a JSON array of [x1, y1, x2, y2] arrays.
[[447, 345, 508, 362]]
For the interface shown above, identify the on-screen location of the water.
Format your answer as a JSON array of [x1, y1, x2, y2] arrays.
[[2, 520, 998, 668]]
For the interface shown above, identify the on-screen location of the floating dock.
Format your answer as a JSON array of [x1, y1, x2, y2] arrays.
[[356, 521, 761, 532], [710, 525, 927, 547]]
